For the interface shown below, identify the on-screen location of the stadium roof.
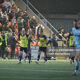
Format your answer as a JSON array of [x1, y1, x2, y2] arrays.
[[29, 0, 80, 14]]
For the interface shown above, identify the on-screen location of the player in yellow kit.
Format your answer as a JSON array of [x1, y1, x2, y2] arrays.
[[36, 31, 48, 64], [18, 28, 28, 64]]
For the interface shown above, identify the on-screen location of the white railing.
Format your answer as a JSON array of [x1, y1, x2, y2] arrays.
[[23, 0, 59, 33]]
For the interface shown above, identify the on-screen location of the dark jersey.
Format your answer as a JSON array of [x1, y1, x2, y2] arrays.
[[27, 38, 33, 49]]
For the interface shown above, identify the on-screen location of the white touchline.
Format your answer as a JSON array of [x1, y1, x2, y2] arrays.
[[0, 77, 75, 79], [0, 68, 75, 73]]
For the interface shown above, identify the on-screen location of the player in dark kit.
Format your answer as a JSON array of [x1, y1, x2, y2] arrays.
[[27, 34, 33, 64], [36, 31, 48, 64]]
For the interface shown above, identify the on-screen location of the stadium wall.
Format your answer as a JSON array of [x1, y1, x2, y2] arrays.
[[44, 14, 79, 32]]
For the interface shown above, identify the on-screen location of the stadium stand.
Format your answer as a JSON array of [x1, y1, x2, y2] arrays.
[[0, 0, 77, 60]]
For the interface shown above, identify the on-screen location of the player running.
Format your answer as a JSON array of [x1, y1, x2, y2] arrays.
[[72, 19, 80, 76], [36, 31, 48, 64]]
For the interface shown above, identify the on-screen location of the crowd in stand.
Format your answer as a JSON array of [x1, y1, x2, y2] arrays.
[[0, 0, 46, 59]]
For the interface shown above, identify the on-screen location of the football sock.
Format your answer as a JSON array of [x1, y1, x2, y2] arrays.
[[44, 55, 47, 62], [75, 60, 79, 73], [19, 55, 22, 62], [72, 57, 75, 63], [37, 55, 40, 61], [28, 54, 31, 63]]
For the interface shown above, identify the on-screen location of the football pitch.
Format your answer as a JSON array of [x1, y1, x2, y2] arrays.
[[0, 60, 80, 80]]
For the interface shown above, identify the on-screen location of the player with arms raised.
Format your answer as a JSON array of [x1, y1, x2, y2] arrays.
[[36, 31, 48, 64], [18, 28, 29, 64]]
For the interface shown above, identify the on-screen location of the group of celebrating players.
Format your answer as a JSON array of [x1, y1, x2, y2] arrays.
[[19, 19, 80, 76], [18, 28, 48, 64]]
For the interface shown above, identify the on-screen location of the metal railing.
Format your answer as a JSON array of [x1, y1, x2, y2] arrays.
[[23, 0, 58, 33], [23, 0, 66, 41]]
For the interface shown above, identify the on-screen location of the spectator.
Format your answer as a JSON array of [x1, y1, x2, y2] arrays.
[[30, 16, 37, 36], [30, 16, 37, 28], [3, 10, 8, 24], [68, 31, 75, 47], [51, 33, 58, 47], [11, 4, 17, 13], [0, 23, 2, 32], [22, 11, 29, 30], [8, 11, 15, 21], [58, 28, 65, 40], [0, 0, 4, 5], [17, 16, 24, 32], [1, 32, 8, 59], [0, 8, 3, 24], [51, 33, 58, 59], [68, 31, 75, 64], [7, 6, 11, 13], [2, 0, 12, 8], [8, 32, 19, 59], [27, 27, 33, 36], [11, 16, 16, 30], [12, 16, 16, 24]]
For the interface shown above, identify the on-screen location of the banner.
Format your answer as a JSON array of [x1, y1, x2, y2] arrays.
[[47, 47, 80, 57]]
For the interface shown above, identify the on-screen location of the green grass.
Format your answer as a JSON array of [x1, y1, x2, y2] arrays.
[[0, 60, 80, 80]]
